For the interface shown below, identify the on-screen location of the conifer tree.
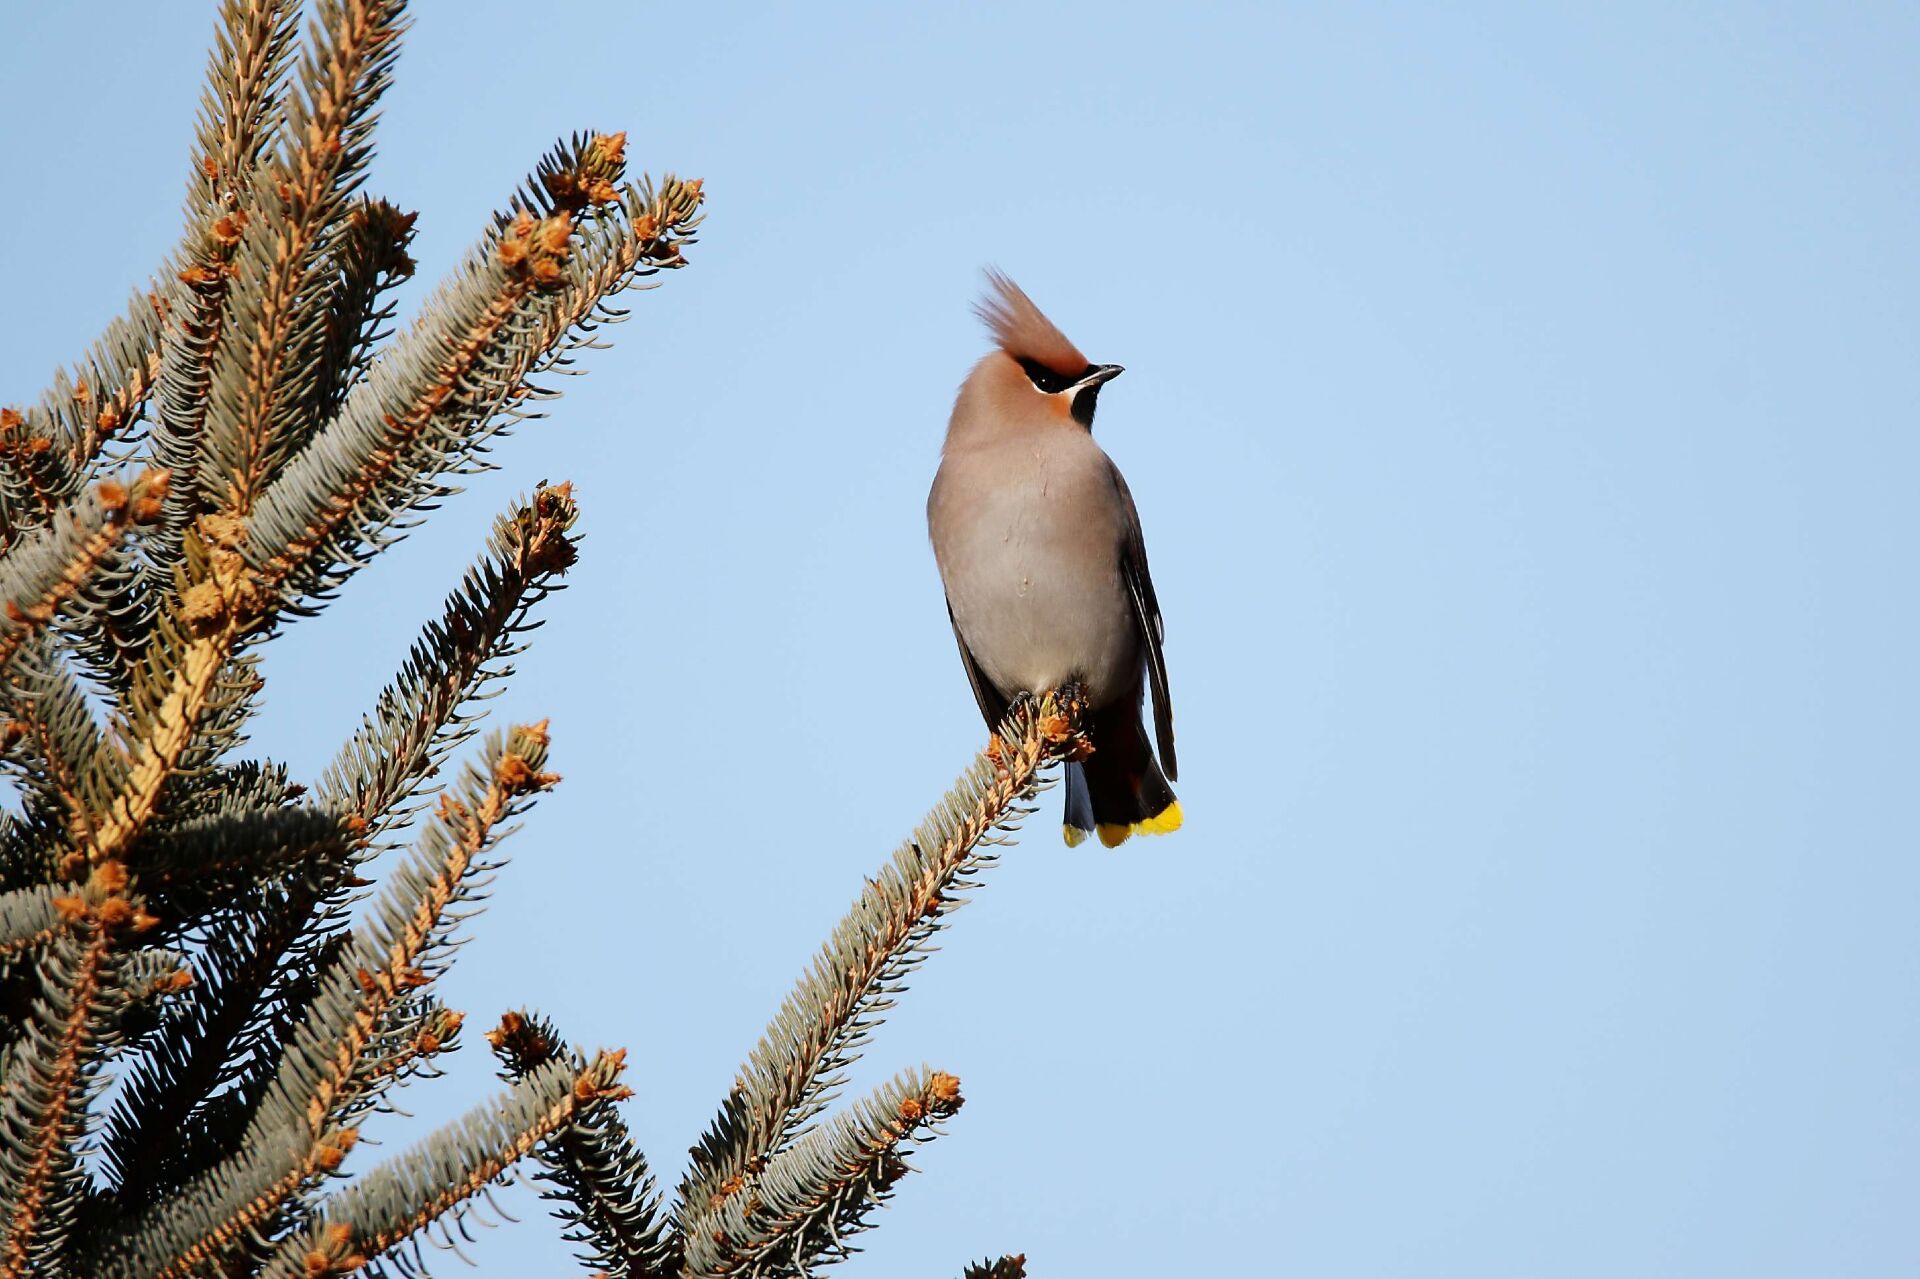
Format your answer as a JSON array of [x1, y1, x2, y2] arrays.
[[0, 4, 1065, 1276]]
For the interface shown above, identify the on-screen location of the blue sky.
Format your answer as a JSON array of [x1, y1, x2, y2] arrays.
[[4, 2, 1917, 1275]]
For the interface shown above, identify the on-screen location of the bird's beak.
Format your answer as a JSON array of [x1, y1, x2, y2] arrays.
[[1078, 363, 1125, 390]]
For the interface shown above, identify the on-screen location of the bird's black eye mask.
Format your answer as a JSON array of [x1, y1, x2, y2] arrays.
[[1018, 357, 1106, 427], [1018, 357, 1082, 395]]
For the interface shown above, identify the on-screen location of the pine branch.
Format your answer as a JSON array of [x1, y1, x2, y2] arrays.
[[18, 0, 301, 711], [185, 0, 307, 220], [319, 483, 578, 845], [148, 0, 305, 552], [677, 694, 1084, 1228], [81, 613, 252, 871], [302, 197, 418, 429], [116, 0, 304, 686], [66, 336, 165, 477], [100, 1120, 342, 1279], [0, 474, 168, 675], [299, 724, 557, 1133], [508, 170, 703, 415], [959, 1257, 1028, 1279], [0, 863, 164, 1279], [150, 256, 238, 560], [11, 291, 166, 514], [132, 802, 353, 907], [10, 470, 167, 706], [100, 488, 576, 1214], [686, 1068, 966, 1279], [0, 887, 69, 970], [488, 1011, 677, 1279], [0, 926, 115, 1279], [243, 140, 698, 609], [115, 947, 198, 1010], [0, 2, 732, 1273], [1, 636, 129, 868], [96, 883, 339, 1215], [52, 553, 160, 705], [0, 409, 70, 548], [197, 0, 407, 515], [75, 163, 682, 881], [104, 725, 557, 1279], [87, 765, 308, 1206], [75, 494, 276, 872], [254, 1053, 630, 1279], [0, 472, 167, 720]]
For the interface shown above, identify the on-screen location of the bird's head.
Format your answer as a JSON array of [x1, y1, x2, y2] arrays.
[[971, 268, 1123, 430]]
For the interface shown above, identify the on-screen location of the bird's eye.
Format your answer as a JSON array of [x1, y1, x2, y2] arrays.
[[1019, 358, 1067, 394]]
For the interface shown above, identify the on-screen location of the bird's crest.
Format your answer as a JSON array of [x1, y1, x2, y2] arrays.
[[975, 268, 1088, 376]]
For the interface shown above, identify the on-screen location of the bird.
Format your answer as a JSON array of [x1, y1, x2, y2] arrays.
[[927, 270, 1179, 848]]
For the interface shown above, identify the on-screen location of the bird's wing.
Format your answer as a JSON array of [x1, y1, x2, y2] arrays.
[[947, 598, 1009, 728], [1108, 461, 1177, 781]]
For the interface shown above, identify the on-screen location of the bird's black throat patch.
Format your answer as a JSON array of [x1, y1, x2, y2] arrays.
[[1069, 381, 1104, 427]]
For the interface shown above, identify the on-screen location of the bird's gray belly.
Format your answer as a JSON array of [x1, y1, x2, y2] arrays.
[[943, 522, 1138, 705]]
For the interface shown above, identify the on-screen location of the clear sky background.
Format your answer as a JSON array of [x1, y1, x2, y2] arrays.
[[4, 3, 1917, 1275]]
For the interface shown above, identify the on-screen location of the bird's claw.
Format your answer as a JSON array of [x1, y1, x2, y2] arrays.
[[1040, 681, 1094, 759]]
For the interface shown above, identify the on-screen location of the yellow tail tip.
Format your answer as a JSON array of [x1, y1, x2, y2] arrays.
[[1062, 824, 1090, 848], [1134, 800, 1184, 837], [1086, 803, 1183, 849]]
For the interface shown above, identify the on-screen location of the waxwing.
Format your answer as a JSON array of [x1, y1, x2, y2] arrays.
[[927, 271, 1179, 846]]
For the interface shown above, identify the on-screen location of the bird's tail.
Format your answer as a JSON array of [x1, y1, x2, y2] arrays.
[[1062, 706, 1181, 848]]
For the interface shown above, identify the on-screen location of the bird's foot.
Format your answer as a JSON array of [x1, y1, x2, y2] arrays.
[[1040, 681, 1094, 759]]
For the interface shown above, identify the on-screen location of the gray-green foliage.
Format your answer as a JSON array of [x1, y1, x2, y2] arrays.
[[0, 3, 1047, 1277]]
